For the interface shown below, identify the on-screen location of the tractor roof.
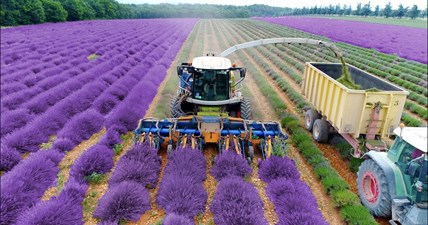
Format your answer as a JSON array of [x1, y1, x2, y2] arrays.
[[192, 56, 232, 70], [393, 127, 427, 152]]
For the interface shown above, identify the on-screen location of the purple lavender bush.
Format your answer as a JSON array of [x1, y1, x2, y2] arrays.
[[15, 179, 87, 225], [57, 109, 104, 145], [266, 178, 327, 225], [156, 175, 207, 217], [52, 138, 75, 153], [99, 128, 121, 149], [0, 150, 60, 225], [210, 177, 268, 225], [164, 147, 206, 182], [211, 150, 252, 181], [163, 213, 194, 225], [258, 156, 300, 183], [0, 108, 34, 137], [0, 145, 21, 172], [108, 143, 161, 188], [69, 144, 114, 184], [93, 181, 151, 223]]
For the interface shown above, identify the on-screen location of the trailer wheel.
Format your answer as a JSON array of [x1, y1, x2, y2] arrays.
[[304, 109, 319, 131], [357, 159, 392, 217], [312, 119, 329, 142], [240, 98, 252, 120]]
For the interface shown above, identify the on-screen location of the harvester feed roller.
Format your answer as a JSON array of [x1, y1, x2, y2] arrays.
[[133, 116, 287, 161]]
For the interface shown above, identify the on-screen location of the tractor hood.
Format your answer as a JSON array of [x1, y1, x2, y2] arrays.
[[393, 127, 427, 152], [192, 56, 232, 70]]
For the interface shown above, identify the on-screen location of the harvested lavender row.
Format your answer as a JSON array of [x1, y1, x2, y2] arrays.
[[210, 149, 267, 224], [156, 147, 207, 221], [258, 156, 328, 224], [94, 143, 161, 223]]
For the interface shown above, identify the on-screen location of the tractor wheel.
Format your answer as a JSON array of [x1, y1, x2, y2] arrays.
[[357, 159, 392, 217], [170, 96, 180, 118], [312, 119, 329, 142], [304, 109, 319, 131], [240, 98, 252, 120]]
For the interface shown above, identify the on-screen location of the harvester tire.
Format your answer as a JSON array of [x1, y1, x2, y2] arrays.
[[240, 98, 252, 120], [357, 159, 392, 217], [170, 96, 180, 118], [312, 119, 329, 142], [304, 109, 319, 131]]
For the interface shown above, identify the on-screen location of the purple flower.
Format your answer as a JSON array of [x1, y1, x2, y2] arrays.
[[109, 143, 161, 188], [156, 175, 207, 217], [211, 150, 252, 181], [0, 145, 21, 172], [0, 108, 34, 137], [0, 150, 59, 225], [258, 156, 300, 183], [93, 181, 151, 223], [15, 179, 87, 225], [52, 138, 75, 153], [57, 109, 104, 144], [164, 147, 206, 182], [69, 144, 114, 184], [210, 177, 267, 225]]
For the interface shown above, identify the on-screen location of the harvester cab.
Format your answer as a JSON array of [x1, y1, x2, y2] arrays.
[[358, 126, 427, 225], [173, 56, 249, 119]]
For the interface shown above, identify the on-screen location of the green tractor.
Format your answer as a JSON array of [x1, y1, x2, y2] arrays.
[[357, 126, 427, 225]]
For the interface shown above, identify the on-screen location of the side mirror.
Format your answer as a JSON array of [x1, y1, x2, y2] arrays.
[[177, 66, 183, 76], [240, 68, 246, 78]]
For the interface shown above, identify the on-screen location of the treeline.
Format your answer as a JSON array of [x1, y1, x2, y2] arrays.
[[0, 1, 292, 26], [291, 2, 428, 19]]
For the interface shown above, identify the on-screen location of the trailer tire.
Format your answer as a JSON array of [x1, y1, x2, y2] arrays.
[[304, 109, 319, 131], [357, 159, 392, 217], [312, 119, 329, 142], [240, 98, 252, 120]]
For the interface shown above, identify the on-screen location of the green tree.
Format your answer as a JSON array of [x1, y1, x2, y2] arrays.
[[41, 0, 67, 22], [396, 4, 406, 18], [344, 5, 352, 15], [407, 5, 420, 19], [372, 5, 380, 16], [61, 0, 85, 21], [361, 1, 371, 16], [382, 2, 392, 18], [353, 3, 362, 15], [2, 0, 46, 25]]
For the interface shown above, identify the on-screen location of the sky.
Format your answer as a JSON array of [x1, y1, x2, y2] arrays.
[[116, 0, 427, 9]]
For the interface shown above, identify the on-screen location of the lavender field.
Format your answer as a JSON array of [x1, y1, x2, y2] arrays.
[[256, 17, 428, 64]]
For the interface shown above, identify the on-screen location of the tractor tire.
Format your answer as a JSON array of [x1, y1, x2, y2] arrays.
[[304, 109, 319, 131], [312, 119, 329, 142], [170, 96, 180, 118], [240, 98, 252, 120], [357, 159, 392, 217]]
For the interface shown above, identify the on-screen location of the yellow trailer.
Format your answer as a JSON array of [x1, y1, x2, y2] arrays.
[[302, 62, 408, 157]]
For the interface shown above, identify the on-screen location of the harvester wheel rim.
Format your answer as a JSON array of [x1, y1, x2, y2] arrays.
[[362, 172, 379, 203]]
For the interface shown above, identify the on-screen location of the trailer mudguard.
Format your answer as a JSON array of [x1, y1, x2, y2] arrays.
[[364, 151, 408, 199]]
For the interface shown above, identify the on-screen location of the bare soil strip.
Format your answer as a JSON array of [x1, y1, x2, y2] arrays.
[[84, 133, 135, 224], [42, 129, 106, 201]]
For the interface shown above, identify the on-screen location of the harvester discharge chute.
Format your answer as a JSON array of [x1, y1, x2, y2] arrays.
[[134, 116, 286, 162]]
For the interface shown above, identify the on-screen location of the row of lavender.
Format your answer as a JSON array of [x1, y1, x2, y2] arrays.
[[0, 19, 197, 225], [0, 19, 197, 172], [255, 17, 428, 64]]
